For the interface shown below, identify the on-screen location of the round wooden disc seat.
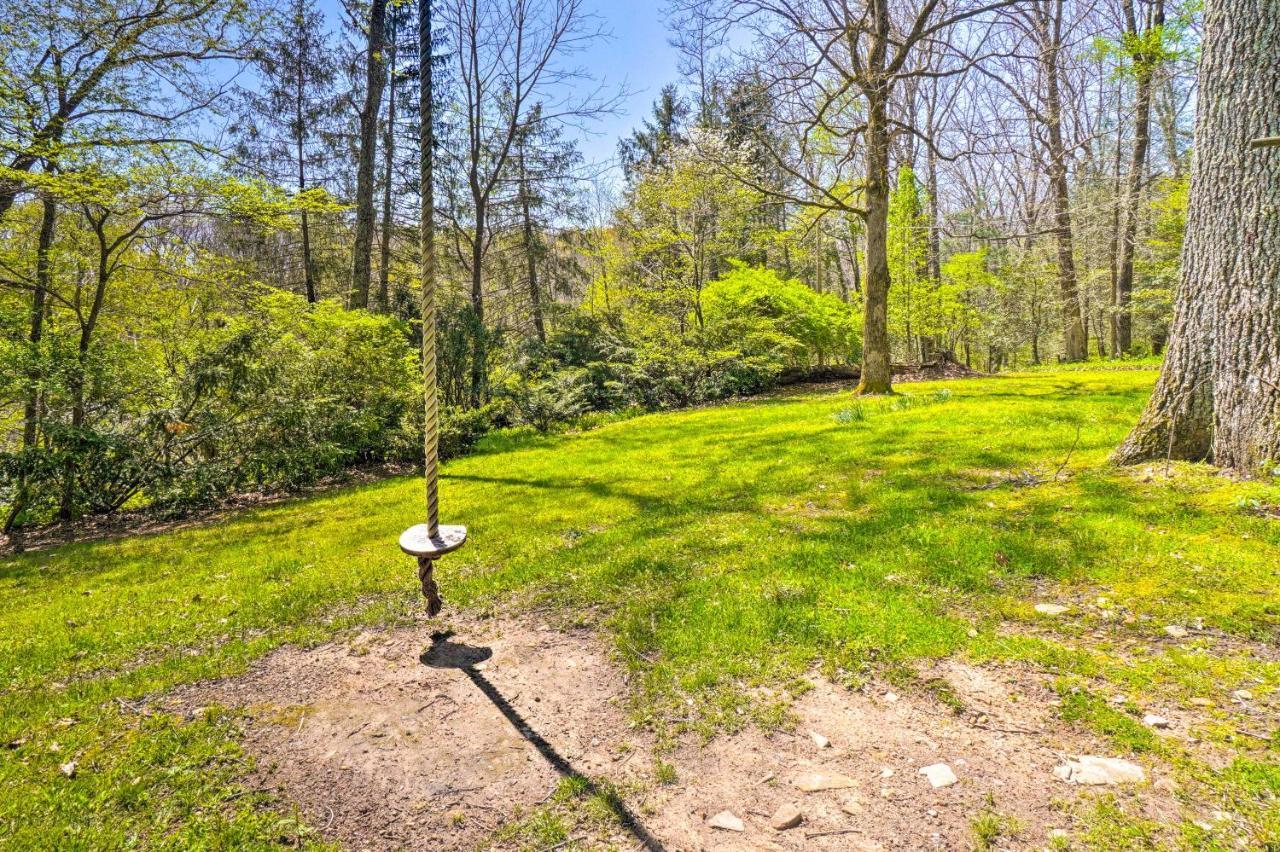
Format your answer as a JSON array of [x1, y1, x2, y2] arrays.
[[399, 523, 468, 558]]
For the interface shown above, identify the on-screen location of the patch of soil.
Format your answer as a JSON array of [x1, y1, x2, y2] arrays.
[[891, 358, 987, 383], [771, 359, 985, 398], [166, 615, 644, 850], [167, 616, 1183, 850], [647, 658, 1180, 851]]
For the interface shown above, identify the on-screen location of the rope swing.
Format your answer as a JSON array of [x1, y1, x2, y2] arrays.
[[399, 0, 465, 614]]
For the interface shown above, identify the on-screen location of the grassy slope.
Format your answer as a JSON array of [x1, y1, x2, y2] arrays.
[[2, 368, 1278, 848]]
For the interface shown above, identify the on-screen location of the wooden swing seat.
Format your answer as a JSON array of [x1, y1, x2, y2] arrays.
[[399, 523, 468, 559]]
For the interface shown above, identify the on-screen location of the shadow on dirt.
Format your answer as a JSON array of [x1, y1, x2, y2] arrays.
[[422, 630, 665, 850]]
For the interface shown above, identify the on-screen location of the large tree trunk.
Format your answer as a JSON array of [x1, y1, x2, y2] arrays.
[[1112, 0, 1163, 356], [1115, 0, 1279, 473], [349, 0, 389, 309], [1202, 2, 1280, 472]]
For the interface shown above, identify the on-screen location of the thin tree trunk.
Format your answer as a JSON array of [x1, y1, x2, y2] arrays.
[[855, 0, 894, 395], [378, 9, 397, 312], [349, 0, 389, 309], [24, 196, 55, 451], [859, 92, 894, 394], [518, 143, 545, 342], [1107, 92, 1124, 355], [5, 195, 56, 535], [468, 202, 486, 406], [1039, 2, 1087, 362], [1157, 80, 1184, 178], [1115, 0, 1279, 472], [61, 221, 111, 520], [296, 84, 316, 303], [1113, 0, 1162, 356]]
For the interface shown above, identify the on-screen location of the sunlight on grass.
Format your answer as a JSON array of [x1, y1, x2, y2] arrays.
[[3, 367, 1279, 846]]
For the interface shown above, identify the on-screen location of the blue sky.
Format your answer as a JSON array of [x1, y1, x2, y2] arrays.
[[569, 2, 681, 167], [309, 0, 681, 170]]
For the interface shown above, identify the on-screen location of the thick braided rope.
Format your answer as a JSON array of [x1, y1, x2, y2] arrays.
[[420, 0, 439, 539], [418, 556, 442, 615], [423, 300, 440, 537]]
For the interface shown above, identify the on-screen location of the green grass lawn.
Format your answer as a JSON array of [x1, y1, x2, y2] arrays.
[[3, 367, 1279, 848]]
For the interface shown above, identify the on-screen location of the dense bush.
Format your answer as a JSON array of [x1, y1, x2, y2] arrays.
[[3, 264, 861, 529], [702, 264, 861, 371], [2, 292, 421, 525], [479, 265, 860, 435]]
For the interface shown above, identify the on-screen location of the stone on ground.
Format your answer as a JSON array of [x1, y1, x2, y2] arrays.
[[919, 763, 958, 788], [794, 769, 857, 792], [770, 802, 804, 831], [1164, 624, 1189, 638], [708, 810, 745, 832], [1143, 714, 1170, 728], [810, 730, 831, 748], [1053, 756, 1146, 785], [1035, 603, 1069, 616]]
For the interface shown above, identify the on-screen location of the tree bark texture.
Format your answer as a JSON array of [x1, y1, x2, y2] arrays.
[[350, 0, 389, 309], [1115, 0, 1279, 474]]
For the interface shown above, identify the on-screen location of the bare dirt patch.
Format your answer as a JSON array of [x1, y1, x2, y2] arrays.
[[167, 615, 1182, 850]]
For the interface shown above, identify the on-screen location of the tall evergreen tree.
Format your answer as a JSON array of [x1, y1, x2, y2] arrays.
[[235, 0, 339, 303]]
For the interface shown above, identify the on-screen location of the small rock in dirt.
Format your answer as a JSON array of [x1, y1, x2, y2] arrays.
[[810, 731, 831, 748], [759, 772, 776, 784], [794, 769, 857, 792], [1053, 756, 1145, 785], [770, 803, 803, 831], [1232, 690, 1253, 701], [708, 810, 745, 832], [880, 766, 895, 779], [1143, 714, 1170, 729], [1035, 603, 1069, 616], [1190, 697, 1214, 708], [883, 691, 899, 703], [967, 629, 979, 638], [919, 763, 958, 788], [841, 796, 864, 815], [1163, 625, 1189, 639], [59, 761, 77, 778]]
